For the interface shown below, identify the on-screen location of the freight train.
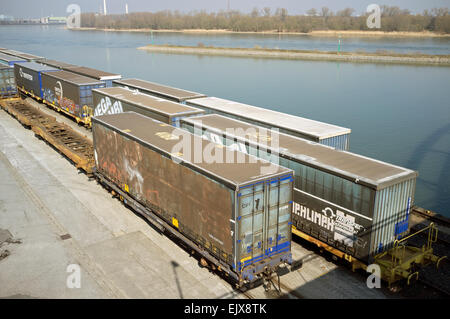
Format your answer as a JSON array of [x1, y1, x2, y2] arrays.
[[1, 47, 442, 286]]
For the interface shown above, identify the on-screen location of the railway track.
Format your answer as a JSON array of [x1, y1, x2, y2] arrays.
[[0, 98, 95, 174], [411, 207, 450, 228]]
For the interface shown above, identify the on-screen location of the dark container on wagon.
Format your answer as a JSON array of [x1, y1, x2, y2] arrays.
[[14, 62, 59, 98], [92, 112, 294, 284], [92, 87, 204, 127], [41, 70, 105, 120]]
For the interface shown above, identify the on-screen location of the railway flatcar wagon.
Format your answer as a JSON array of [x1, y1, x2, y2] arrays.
[[92, 112, 294, 284], [64, 66, 121, 87], [92, 87, 204, 127], [0, 52, 27, 66], [14, 62, 59, 98], [41, 70, 106, 122], [181, 114, 418, 264], [0, 65, 17, 97], [186, 97, 351, 151], [113, 78, 206, 103], [0, 49, 45, 62]]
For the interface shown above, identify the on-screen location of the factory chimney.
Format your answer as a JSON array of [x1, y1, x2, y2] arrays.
[[126, 3, 129, 14], [103, 0, 107, 15]]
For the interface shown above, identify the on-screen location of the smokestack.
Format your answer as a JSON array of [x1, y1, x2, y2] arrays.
[[103, 0, 107, 15], [126, 3, 128, 14]]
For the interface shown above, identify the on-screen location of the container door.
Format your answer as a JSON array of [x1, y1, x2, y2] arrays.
[[237, 181, 265, 269], [237, 175, 292, 270], [264, 177, 292, 257]]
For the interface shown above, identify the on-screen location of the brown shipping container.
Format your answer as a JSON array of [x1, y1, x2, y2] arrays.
[[92, 112, 294, 282]]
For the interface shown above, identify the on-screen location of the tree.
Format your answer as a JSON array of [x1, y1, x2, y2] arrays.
[[251, 7, 259, 18], [307, 8, 317, 16], [337, 8, 354, 17], [263, 7, 271, 17], [275, 8, 288, 21], [321, 7, 331, 17]]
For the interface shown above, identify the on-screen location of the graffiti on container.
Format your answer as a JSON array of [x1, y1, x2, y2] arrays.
[[293, 202, 365, 247], [43, 88, 80, 115], [123, 157, 144, 194], [94, 96, 123, 116]]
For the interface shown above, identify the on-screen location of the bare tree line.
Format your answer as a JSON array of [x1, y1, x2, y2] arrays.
[[80, 6, 450, 34]]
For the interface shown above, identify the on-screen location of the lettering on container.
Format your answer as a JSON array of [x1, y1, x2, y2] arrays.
[[94, 96, 124, 116], [19, 68, 33, 81], [293, 202, 365, 247]]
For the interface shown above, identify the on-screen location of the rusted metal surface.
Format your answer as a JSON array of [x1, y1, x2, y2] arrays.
[[32, 121, 94, 174], [0, 97, 94, 174], [0, 97, 56, 127], [92, 112, 293, 282]]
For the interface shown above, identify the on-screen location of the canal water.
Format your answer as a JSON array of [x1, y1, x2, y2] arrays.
[[1, 25, 449, 216]]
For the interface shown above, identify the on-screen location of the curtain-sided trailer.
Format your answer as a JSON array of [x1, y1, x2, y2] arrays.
[[113, 78, 206, 103], [64, 66, 121, 87], [181, 114, 418, 264], [186, 97, 351, 151], [0, 65, 17, 97], [14, 62, 59, 98], [0, 52, 27, 67], [0, 48, 45, 62], [41, 59, 122, 88], [41, 70, 106, 123], [92, 112, 294, 285], [92, 87, 205, 127]]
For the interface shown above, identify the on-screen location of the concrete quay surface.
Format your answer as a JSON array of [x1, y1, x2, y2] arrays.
[[0, 103, 387, 299]]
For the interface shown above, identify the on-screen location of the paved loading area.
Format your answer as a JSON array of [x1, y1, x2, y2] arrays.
[[0, 104, 387, 299]]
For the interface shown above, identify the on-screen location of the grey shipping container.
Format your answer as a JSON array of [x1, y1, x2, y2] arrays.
[[186, 97, 351, 151], [0, 52, 27, 66], [0, 49, 45, 62], [113, 78, 206, 103], [92, 112, 294, 283], [41, 70, 106, 120], [14, 62, 59, 98], [92, 87, 204, 127], [181, 114, 418, 263], [64, 66, 121, 87], [0, 65, 16, 97], [42, 59, 78, 69]]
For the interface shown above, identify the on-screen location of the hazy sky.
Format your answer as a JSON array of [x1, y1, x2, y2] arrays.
[[2, 0, 449, 19]]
